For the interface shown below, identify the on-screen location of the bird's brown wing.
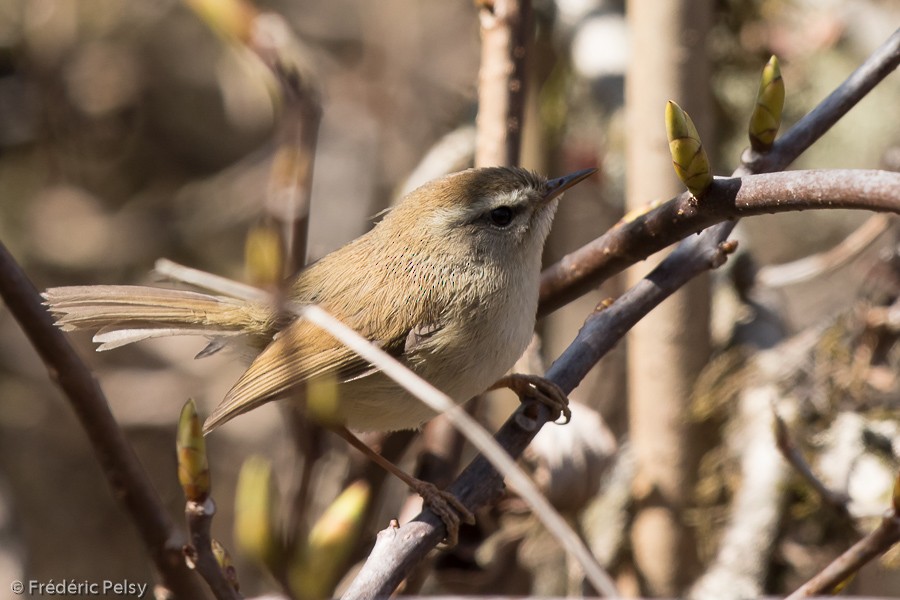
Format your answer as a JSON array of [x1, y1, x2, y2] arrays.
[[202, 317, 405, 433], [202, 236, 447, 434]]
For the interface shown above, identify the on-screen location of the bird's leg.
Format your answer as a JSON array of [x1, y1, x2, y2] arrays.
[[332, 425, 474, 546], [489, 374, 571, 424]]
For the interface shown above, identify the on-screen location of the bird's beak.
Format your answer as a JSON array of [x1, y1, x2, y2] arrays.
[[542, 168, 597, 203]]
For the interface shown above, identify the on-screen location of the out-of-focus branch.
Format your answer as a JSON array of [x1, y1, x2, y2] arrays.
[[249, 14, 321, 274], [689, 330, 813, 599], [0, 242, 207, 599], [785, 470, 900, 598], [757, 213, 894, 288], [538, 27, 900, 316], [183, 0, 322, 275], [184, 0, 324, 560], [773, 410, 852, 517], [475, 0, 532, 167]]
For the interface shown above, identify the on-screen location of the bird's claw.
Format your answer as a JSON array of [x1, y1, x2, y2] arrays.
[[491, 374, 571, 424], [411, 479, 474, 547]]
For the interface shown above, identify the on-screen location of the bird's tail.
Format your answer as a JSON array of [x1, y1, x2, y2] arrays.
[[43, 285, 277, 353]]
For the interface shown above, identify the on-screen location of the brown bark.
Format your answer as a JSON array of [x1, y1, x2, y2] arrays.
[[475, 0, 532, 167]]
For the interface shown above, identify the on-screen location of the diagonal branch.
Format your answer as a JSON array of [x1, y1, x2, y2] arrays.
[[538, 27, 900, 316], [785, 489, 900, 598], [0, 242, 207, 599], [547, 168, 899, 390]]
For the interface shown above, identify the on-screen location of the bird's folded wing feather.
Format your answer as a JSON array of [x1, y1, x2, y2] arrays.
[[202, 239, 447, 433], [202, 317, 408, 433]]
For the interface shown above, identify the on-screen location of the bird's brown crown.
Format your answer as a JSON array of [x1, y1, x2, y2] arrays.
[[399, 166, 547, 212]]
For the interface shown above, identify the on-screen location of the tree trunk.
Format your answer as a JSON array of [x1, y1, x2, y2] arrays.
[[625, 0, 713, 595]]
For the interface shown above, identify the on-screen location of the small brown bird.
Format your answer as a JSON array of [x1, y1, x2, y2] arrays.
[[44, 165, 594, 540]]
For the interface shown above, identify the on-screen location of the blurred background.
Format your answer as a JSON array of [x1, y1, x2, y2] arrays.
[[0, 0, 899, 597]]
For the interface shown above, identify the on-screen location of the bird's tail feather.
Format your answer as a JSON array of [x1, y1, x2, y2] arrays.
[[43, 285, 276, 352]]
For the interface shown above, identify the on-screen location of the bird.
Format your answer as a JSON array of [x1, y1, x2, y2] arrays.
[[44, 165, 595, 542]]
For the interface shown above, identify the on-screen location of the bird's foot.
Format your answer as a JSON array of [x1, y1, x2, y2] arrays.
[[411, 479, 474, 547], [491, 373, 571, 424]]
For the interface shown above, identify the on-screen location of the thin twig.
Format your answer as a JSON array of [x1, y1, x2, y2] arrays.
[[785, 497, 900, 598], [249, 12, 322, 275], [757, 214, 894, 288], [0, 242, 206, 598], [772, 409, 852, 517], [185, 499, 243, 600], [538, 27, 900, 316]]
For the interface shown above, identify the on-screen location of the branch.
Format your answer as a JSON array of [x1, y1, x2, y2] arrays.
[[757, 213, 894, 288], [785, 477, 900, 598], [743, 27, 900, 175], [249, 13, 321, 274], [178, 399, 242, 598], [538, 27, 900, 316], [772, 410, 852, 517], [0, 242, 207, 598], [185, 499, 243, 600], [475, 0, 532, 167], [183, 0, 322, 275]]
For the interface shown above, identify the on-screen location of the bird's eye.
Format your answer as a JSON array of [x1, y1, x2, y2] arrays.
[[489, 206, 514, 227]]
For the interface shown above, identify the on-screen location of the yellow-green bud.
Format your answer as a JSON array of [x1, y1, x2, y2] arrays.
[[748, 55, 785, 152], [666, 101, 712, 198], [177, 399, 210, 502]]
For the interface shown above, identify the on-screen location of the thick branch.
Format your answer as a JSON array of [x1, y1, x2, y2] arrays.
[[0, 242, 206, 599], [538, 27, 900, 316], [544, 167, 899, 312]]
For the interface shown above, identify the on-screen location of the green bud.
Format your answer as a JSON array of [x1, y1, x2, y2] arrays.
[[748, 55, 785, 152], [177, 399, 210, 502], [666, 101, 712, 198]]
